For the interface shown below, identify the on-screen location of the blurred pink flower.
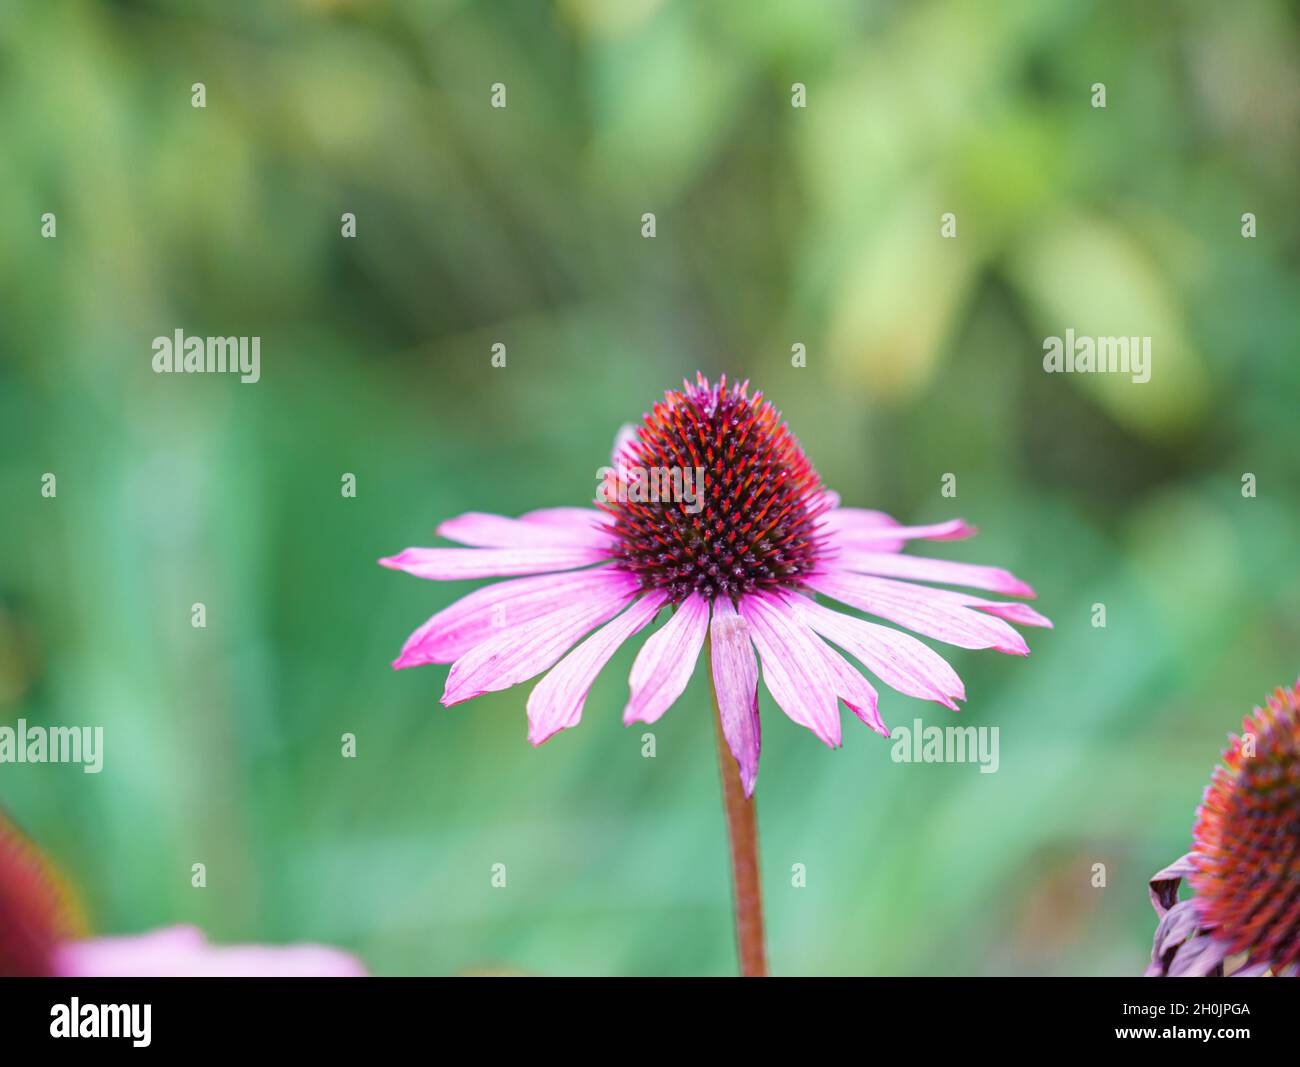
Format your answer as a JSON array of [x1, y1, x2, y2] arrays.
[[54, 925, 366, 978], [0, 815, 366, 978], [382, 374, 1050, 795]]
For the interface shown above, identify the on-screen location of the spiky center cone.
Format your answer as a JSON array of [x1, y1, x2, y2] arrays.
[[1191, 682, 1300, 972], [602, 374, 829, 603]]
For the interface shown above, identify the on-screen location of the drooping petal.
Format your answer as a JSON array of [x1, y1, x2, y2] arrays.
[[378, 544, 609, 580], [436, 511, 613, 549], [739, 594, 841, 747], [709, 599, 761, 797], [1146, 899, 1213, 977], [624, 592, 710, 725], [830, 548, 1036, 598], [393, 568, 622, 668], [527, 591, 668, 745], [1147, 853, 1198, 918], [442, 572, 640, 705], [53, 925, 367, 978], [807, 571, 1031, 655], [1163, 927, 1233, 978], [794, 596, 964, 708]]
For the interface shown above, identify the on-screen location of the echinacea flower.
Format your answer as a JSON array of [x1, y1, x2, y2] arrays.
[[1146, 680, 1300, 978], [0, 813, 366, 977], [381, 374, 1051, 795]]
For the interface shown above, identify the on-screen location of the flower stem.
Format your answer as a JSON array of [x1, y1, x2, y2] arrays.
[[709, 656, 768, 977]]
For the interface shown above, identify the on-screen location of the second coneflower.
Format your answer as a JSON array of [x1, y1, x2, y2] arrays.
[[382, 374, 1050, 974], [1147, 680, 1300, 978]]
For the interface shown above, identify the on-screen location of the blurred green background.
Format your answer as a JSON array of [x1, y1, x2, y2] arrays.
[[2, 0, 1298, 976]]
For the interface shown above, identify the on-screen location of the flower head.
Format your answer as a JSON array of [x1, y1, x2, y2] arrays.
[[0, 813, 84, 977], [381, 374, 1051, 795], [1146, 680, 1300, 978], [603, 375, 828, 602]]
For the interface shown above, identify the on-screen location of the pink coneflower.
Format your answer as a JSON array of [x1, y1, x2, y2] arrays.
[[1146, 681, 1300, 978], [382, 373, 1050, 974], [0, 814, 366, 977]]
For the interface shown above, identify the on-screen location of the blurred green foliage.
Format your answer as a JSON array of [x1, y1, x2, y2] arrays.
[[1, 0, 1297, 975]]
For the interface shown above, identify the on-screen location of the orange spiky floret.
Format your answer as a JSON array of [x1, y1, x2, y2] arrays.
[[1190, 681, 1300, 971], [601, 374, 831, 604]]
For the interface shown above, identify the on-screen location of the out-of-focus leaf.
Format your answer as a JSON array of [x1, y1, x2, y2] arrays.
[[1008, 214, 1211, 437]]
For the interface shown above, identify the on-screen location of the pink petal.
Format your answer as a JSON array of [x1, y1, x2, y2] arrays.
[[830, 548, 1036, 598], [821, 510, 976, 553], [437, 511, 613, 549], [624, 592, 710, 725], [809, 637, 887, 736], [519, 506, 615, 533], [857, 518, 975, 542], [959, 597, 1052, 628], [862, 577, 1053, 629], [442, 572, 640, 705], [824, 507, 900, 530], [794, 597, 965, 709], [738, 594, 841, 747], [393, 568, 622, 668], [527, 591, 668, 745], [611, 423, 639, 466], [807, 571, 1030, 655], [709, 600, 761, 797], [53, 925, 367, 978], [378, 544, 609, 580]]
